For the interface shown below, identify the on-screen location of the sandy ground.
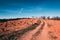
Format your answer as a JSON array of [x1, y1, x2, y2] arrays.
[[0, 18, 60, 40], [46, 20, 60, 40]]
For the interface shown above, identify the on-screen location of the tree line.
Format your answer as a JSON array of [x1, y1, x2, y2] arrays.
[[40, 16, 60, 20]]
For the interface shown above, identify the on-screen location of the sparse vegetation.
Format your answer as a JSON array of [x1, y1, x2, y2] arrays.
[[47, 23, 52, 27], [11, 23, 16, 26], [48, 31, 57, 40], [47, 16, 50, 19], [40, 16, 60, 20], [51, 16, 60, 20], [0, 18, 31, 22], [0, 17, 60, 40], [7, 20, 40, 40], [0, 18, 40, 40], [41, 16, 46, 19]]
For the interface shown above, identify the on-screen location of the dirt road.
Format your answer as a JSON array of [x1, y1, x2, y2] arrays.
[[17, 19, 51, 40], [0, 19, 55, 40], [18, 19, 44, 40], [35, 19, 51, 40]]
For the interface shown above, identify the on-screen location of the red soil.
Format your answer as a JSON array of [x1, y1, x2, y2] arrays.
[[46, 20, 60, 40], [0, 18, 39, 35], [0, 18, 60, 40]]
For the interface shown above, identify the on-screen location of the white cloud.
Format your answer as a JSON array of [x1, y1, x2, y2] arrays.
[[18, 8, 24, 14]]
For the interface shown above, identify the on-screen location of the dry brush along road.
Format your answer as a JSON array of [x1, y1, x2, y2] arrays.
[[0, 18, 58, 40]]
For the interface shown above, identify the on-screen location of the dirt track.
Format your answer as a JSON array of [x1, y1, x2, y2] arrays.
[[0, 18, 59, 40], [13, 19, 51, 40], [17, 19, 58, 40]]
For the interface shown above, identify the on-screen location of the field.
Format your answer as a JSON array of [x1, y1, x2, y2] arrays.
[[0, 18, 60, 40], [46, 20, 60, 40]]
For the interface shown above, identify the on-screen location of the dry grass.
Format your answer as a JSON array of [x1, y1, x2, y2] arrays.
[[0, 18, 60, 40], [0, 18, 39, 40], [46, 20, 60, 40]]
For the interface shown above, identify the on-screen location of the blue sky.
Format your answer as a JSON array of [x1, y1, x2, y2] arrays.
[[0, 0, 60, 18]]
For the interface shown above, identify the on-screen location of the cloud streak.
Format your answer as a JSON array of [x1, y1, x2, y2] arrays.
[[18, 8, 24, 14]]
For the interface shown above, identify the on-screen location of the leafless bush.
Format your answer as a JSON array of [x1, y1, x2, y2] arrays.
[[41, 16, 46, 19], [51, 16, 60, 20], [47, 16, 50, 19]]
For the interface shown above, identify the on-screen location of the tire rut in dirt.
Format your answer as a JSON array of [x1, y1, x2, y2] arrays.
[[30, 21, 45, 40], [0, 20, 41, 40]]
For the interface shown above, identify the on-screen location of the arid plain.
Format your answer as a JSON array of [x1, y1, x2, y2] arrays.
[[0, 18, 60, 40]]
